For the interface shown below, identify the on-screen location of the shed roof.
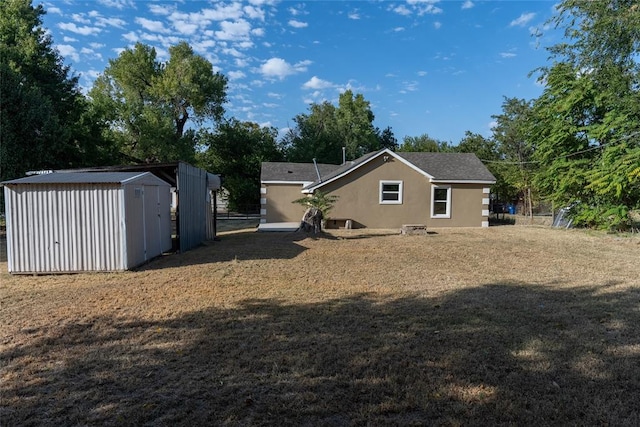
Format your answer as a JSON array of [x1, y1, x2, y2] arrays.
[[2, 171, 169, 186]]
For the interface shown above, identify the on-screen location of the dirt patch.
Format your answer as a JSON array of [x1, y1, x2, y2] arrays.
[[1, 227, 639, 425]]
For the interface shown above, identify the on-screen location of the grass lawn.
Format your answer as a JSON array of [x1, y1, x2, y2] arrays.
[[1, 225, 639, 426]]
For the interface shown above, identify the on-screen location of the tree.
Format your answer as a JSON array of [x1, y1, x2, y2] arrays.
[[281, 101, 343, 164], [197, 119, 283, 212], [335, 90, 379, 159], [399, 134, 453, 152], [530, 0, 640, 229], [292, 191, 339, 218], [491, 97, 537, 219], [89, 42, 227, 163], [282, 91, 381, 164], [376, 126, 398, 151], [0, 0, 114, 181], [454, 131, 516, 204]]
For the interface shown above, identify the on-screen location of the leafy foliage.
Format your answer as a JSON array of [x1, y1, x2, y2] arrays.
[[197, 119, 283, 212], [282, 90, 393, 164], [0, 0, 116, 181], [530, 0, 640, 229], [292, 191, 339, 218], [399, 134, 453, 152], [89, 42, 227, 163]]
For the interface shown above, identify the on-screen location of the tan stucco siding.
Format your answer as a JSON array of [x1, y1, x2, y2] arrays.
[[262, 184, 307, 223], [318, 156, 431, 228], [428, 184, 487, 228]]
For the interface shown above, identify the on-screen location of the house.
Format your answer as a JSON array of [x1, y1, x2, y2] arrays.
[[2, 172, 172, 273], [260, 148, 496, 230]]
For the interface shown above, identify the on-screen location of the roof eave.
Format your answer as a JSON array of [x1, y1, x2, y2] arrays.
[[305, 148, 434, 192]]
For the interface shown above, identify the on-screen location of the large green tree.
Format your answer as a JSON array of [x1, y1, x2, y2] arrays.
[[491, 97, 537, 218], [282, 90, 385, 164], [531, 0, 640, 229], [197, 119, 283, 212], [399, 134, 453, 152], [0, 0, 115, 181], [89, 42, 227, 163], [454, 131, 516, 203]]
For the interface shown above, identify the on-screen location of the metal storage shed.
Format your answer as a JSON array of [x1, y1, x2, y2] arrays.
[[53, 162, 221, 253], [1, 172, 172, 274]]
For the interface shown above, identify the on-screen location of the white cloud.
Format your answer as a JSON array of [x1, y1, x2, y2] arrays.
[[174, 21, 199, 35], [348, 11, 360, 20], [288, 6, 307, 17], [135, 17, 170, 33], [394, 27, 405, 32], [403, 0, 443, 16], [259, 57, 309, 80], [243, 5, 265, 21], [288, 20, 308, 29], [302, 76, 334, 90], [462, 1, 474, 10], [500, 52, 517, 58], [510, 12, 536, 27], [417, 71, 427, 77], [122, 31, 139, 42], [401, 80, 419, 92], [434, 21, 442, 29], [192, 40, 217, 53], [97, 0, 135, 10], [71, 13, 91, 24], [58, 22, 102, 36], [228, 70, 246, 80], [63, 36, 78, 43], [57, 44, 80, 62], [148, 4, 174, 16], [47, 6, 62, 14], [200, 3, 244, 21], [89, 42, 105, 49], [392, 5, 412, 16], [216, 19, 252, 41], [96, 17, 127, 28]]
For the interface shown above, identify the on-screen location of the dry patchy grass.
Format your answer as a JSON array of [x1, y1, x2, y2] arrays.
[[1, 226, 639, 426]]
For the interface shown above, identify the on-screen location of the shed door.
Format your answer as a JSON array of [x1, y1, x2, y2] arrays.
[[143, 185, 163, 260]]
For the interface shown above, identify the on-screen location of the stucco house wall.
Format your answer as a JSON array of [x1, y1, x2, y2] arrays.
[[260, 149, 495, 230], [262, 183, 308, 223], [318, 155, 430, 228]]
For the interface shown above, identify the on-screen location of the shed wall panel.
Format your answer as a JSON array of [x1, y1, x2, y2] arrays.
[[177, 163, 208, 252], [4, 183, 125, 273]]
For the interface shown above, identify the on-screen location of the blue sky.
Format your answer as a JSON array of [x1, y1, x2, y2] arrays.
[[41, 0, 561, 144]]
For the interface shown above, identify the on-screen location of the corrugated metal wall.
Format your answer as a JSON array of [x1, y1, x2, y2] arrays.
[[177, 163, 209, 252], [4, 184, 125, 273]]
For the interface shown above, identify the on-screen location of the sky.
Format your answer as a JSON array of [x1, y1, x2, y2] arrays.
[[40, 0, 562, 144]]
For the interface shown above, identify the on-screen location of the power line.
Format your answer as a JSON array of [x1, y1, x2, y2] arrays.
[[480, 130, 640, 165]]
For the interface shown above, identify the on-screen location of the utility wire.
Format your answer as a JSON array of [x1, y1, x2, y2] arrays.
[[479, 130, 640, 165]]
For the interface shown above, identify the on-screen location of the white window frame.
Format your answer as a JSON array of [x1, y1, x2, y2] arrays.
[[379, 180, 403, 204], [431, 185, 451, 218]]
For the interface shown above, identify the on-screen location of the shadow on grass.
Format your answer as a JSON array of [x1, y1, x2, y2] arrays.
[[139, 229, 405, 271], [2, 283, 639, 425]]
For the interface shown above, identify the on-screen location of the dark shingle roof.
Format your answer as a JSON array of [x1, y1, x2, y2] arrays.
[[395, 152, 496, 182], [261, 149, 496, 188], [261, 162, 340, 182]]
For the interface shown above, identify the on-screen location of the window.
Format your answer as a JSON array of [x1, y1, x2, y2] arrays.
[[379, 180, 403, 204], [431, 185, 451, 218]]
